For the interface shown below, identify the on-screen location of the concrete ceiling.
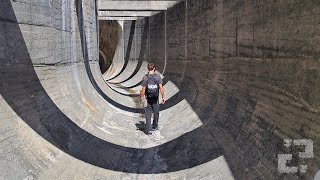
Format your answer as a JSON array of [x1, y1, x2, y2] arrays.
[[98, 11, 161, 17], [98, 16, 140, 21], [98, 1, 182, 19]]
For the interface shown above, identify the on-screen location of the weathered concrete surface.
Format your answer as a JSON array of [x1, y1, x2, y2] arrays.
[[104, 21, 125, 79], [108, 21, 141, 83], [1, 0, 320, 180], [129, 0, 320, 179], [106, 0, 320, 180], [0, 0, 231, 179]]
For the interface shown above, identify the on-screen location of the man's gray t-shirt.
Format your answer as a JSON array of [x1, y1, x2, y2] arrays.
[[141, 73, 163, 87]]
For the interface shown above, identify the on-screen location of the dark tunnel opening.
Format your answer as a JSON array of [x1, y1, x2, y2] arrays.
[[98, 20, 122, 74]]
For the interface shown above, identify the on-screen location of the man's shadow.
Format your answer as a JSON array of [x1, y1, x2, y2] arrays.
[[135, 121, 148, 134]]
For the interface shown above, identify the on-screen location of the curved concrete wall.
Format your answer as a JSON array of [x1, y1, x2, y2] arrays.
[[0, 0, 232, 179], [0, 0, 319, 179], [143, 1, 320, 179]]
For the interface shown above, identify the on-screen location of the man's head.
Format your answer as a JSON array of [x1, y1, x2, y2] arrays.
[[147, 63, 156, 72]]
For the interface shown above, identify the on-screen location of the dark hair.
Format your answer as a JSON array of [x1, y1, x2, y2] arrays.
[[147, 63, 156, 71]]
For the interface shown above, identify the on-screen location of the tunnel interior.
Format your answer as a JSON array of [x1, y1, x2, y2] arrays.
[[0, 0, 320, 179], [99, 20, 122, 74]]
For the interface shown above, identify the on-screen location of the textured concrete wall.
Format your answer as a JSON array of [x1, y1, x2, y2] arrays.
[[0, 0, 103, 179], [146, 0, 320, 179], [0, 0, 234, 179]]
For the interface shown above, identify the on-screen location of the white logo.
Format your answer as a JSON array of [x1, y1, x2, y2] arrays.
[[278, 139, 313, 174], [148, 84, 157, 89], [314, 170, 320, 180]]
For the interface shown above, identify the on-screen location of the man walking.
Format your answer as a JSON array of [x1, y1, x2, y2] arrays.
[[140, 63, 165, 135]]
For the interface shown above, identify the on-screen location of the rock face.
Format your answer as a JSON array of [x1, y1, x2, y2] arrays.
[[99, 20, 121, 74], [0, 0, 319, 180]]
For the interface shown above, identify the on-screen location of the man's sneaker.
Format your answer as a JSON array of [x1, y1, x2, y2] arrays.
[[145, 131, 152, 135], [152, 126, 159, 131]]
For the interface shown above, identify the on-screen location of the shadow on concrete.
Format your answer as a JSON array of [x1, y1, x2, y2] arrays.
[[105, 76, 170, 98], [106, 82, 140, 97], [125, 80, 142, 89], [117, 18, 149, 84], [0, 0, 225, 174], [106, 21, 136, 81], [119, 75, 169, 89], [135, 121, 146, 134]]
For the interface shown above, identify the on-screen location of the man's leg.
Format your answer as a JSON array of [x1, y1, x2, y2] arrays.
[[144, 103, 152, 134], [152, 101, 160, 129]]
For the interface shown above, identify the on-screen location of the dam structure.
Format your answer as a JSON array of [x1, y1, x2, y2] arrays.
[[0, 0, 320, 179]]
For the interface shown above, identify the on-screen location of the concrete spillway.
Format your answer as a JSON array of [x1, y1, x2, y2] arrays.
[[0, 0, 320, 179]]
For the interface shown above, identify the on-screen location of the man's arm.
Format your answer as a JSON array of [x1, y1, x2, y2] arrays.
[[159, 84, 165, 104], [140, 76, 147, 98], [140, 86, 146, 98]]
